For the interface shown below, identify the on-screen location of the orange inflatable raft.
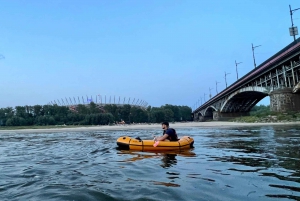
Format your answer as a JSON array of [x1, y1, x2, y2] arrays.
[[116, 136, 194, 151]]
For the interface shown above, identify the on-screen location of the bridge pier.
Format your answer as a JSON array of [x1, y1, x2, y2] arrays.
[[193, 115, 211, 122], [198, 116, 212, 122], [213, 111, 249, 121], [270, 88, 300, 112]]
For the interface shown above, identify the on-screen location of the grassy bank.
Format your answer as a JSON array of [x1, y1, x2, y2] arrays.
[[232, 112, 300, 123], [231, 105, 300, 123]]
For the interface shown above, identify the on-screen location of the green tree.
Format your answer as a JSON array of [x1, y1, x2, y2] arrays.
[[162, 104, 179, 121], [76, 104, 89, 114], [0, 103, 193, 127], [33, 105, 43, 117], [130, 107, 148, 123], [6, 116, 26, 126], [178, 106, 192, 121], [164, 109, 174, 122], [150, 108, 165, 123], [119, 104, 131, 122], [15, 106, 26, 118], [250, 105, 271, 117]]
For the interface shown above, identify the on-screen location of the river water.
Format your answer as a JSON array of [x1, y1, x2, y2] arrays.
[[0, 125, 299, 201]]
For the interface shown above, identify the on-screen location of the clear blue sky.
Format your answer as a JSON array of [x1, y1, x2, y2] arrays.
[[0, 0, 299, 109]]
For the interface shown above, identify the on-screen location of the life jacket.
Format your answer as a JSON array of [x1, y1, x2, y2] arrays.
[[163, 128, 178, 141]]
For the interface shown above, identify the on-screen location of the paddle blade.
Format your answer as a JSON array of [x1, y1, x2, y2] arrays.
[[153, 141, 159, 147]]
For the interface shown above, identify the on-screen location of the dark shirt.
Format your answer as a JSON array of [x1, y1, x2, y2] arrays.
[[163, 128, 178, 141]]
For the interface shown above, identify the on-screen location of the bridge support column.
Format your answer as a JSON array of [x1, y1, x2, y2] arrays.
[[198, 116, 212, 122], [270, 88, 300, 112], [194, 115, 209, 122], [193, 112, 211, 122], [213, 111, 249, 121]]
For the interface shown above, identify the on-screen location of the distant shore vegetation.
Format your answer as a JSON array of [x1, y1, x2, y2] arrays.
[[0, 103, 192, 127], [232, 105, 300, 123]]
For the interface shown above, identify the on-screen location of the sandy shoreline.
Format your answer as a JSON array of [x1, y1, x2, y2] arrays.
[[0, 121, 299, 133]]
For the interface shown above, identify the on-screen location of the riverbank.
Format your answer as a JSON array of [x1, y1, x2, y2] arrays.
[[0, 121, 300, 133]]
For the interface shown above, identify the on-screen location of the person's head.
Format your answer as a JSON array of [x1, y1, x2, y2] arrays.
[[161, 122, 169, 130]]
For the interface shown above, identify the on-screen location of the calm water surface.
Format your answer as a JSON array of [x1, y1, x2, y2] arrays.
[[0, 125, 300, 201]]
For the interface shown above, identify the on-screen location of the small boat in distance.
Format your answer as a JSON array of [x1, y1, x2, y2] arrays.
[[116, 136, 194, 152]]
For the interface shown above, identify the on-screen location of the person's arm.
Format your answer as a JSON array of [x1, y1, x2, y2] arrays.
[[154, 134, 169, 141]]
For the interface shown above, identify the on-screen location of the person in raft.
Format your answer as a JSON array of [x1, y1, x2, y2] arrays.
[[154, 122, 178, 141]]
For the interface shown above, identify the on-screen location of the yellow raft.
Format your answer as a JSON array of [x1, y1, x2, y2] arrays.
[[116, 136, 194, 151]]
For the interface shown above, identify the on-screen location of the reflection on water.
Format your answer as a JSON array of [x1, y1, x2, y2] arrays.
[[161, 154, 177, 168], [0, 125, 299, 201], [118, 150, 196, 169]]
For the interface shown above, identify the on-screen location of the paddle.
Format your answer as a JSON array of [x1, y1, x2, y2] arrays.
[[153, 134, 160, 147], [153, 140, 159, 147]]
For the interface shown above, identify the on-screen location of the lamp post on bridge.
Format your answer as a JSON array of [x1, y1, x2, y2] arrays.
[[216, 81, 220, 94], [209, 87, 213, 99], [252, 43, 261, 68], [224, 71, 230, 88], [204, 93, 206, 103], [289, 5, 300, 41], [235, 60, 242, 80]]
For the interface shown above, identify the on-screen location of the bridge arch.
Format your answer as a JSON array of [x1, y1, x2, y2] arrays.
[[193, 111, 204, 121], [220, 86, 269, 113], [203, 105, 218, 116], [197, 112, 203, 118]]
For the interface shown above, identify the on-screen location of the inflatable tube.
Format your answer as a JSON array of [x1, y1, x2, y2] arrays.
[[116, 136, 194, 151]]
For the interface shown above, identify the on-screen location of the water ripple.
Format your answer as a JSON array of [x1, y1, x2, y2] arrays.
[[0, 126, 299, 200]]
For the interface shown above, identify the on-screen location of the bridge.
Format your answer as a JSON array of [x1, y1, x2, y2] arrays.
[[193, 38, 300, 121]]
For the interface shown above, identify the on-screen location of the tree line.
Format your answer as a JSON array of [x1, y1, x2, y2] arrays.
[[0, 103, 192, 126], [250, 104, 271, 117]]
